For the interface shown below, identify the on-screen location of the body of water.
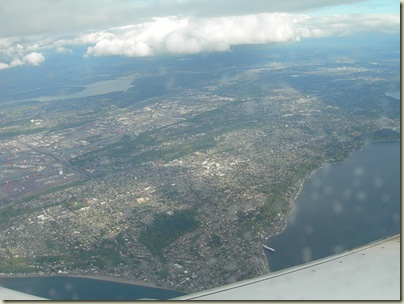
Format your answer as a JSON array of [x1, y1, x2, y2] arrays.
[[32, 76, 135, 102], [265, 141, 400, 272], [0, 276, 184, 300]]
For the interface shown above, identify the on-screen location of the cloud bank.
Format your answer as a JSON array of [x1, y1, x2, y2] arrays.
[[86, 14, 311, 57], [0, 11, 399, 69], [0, 0, 370, 38], [85, 13, 399, 57]]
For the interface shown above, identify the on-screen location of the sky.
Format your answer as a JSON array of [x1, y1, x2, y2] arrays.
[[0, 0, 400, 70]]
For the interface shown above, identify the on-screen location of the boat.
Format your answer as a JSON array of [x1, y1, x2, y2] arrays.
[[263, 245, 275, 253]]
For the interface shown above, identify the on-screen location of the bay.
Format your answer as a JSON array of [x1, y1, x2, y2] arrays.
[[0, 276, 184, 300], [265, 141, 400, 272]]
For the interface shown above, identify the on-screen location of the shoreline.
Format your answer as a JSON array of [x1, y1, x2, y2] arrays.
[[278, 139, 399, 221], [261, 139, 400, 271], [1, 140, 398, 293], [0, 273, 183, 293]]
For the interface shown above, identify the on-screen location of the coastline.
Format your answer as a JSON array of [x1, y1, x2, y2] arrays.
[[280, 139, 399, 218], [261, 139, 400, 271], [0, 140, 398, 293], [0, 273, 182, 293], [66, 274, 160, 289]]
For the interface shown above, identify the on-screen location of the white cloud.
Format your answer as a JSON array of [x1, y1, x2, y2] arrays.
[[54, 32, 115, 47], [0, 9, 399, 69], [0, 62, 9, 70], [56, 47, 73, 54], [9, 58, 24, 67], [23, 52, 45, 65], [86, 13, 312, 57], [305, 13, 400, 37], [84, 12, 399, 58], [0, 0, 370, 38], [0, 50, 45, 70], [0, 40, 25, 59]]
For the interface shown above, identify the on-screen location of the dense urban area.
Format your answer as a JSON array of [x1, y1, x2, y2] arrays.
[[0, 44, 400, 293]]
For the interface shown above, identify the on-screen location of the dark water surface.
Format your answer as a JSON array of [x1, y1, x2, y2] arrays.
[[266, 141, 400, 272], [0, 276, 184, 300]]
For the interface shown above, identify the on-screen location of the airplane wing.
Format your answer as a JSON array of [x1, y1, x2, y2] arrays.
[[175, 234, 400, 300], [0, 234, 400, 300], [0, 286, 47, 300]]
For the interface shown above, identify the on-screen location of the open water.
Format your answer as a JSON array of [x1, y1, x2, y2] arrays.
[[265, 141, 400, 271], [0, 276, 184, 300]]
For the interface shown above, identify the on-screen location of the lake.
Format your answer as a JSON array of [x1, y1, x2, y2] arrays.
[[265, 141, 400, 272], [31, 76, 135, 102]]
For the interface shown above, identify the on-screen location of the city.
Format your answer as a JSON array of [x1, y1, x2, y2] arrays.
[[0, 44, 400, 293]]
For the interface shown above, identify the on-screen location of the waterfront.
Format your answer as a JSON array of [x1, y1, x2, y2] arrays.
[[265, 141, 400, 272]]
